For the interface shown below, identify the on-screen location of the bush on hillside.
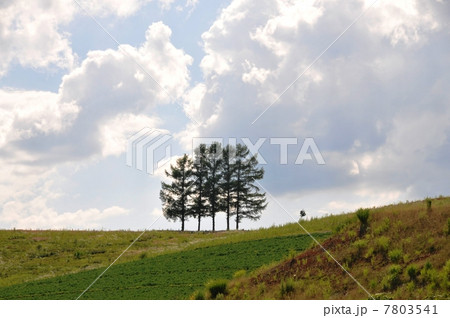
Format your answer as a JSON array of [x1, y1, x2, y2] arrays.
[[356, 208, 370, 236], [280, 278, 295, 298], [406, 264, 418, 281], [388, 249, 403, 264], [375, 236, 390, 255], [206, 279, 228, 299], [426, 198, 432, 212], [233, 269, 247, 279], [382, 265, 402, 291]]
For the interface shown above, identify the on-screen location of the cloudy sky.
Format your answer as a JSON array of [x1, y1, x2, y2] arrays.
[[0, 0, 449, 231]]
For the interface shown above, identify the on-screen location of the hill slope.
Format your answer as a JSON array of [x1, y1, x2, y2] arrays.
[[0, 211, 353, 290], [223, 197, 450, 300], [0, 233, 328, 299], [1, 197, 448, 300]]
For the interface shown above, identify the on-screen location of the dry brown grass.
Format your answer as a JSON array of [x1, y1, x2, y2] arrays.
[[226, 197, 450, 300]]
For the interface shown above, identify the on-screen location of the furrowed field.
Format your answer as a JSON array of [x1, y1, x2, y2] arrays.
[[0, 233, 328, 299]]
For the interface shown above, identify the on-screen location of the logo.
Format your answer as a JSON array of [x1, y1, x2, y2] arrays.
[[126, 128, 172, 175], [191, 137, 325, 165]]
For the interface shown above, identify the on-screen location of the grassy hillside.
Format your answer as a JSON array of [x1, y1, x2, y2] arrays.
[[2, 197, 447, 300], [220, 197, 450, 300], [0, 233, 328, 299], [0, 212, 351, 289]]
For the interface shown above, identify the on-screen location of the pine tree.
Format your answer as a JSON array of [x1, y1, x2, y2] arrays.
[[191, 144, 209, 231], [220, 144, 236, 231], [233, 144, 267, 230], [160, 154, 194, 231], [205, 142, 223, 232]]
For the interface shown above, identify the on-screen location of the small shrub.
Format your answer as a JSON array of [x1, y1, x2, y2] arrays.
[[353, 239, 368, 253], [406, 281, 415, 293], [190, 290, 205, 300], [388, 249, 403, 264], [427, 238, 436, 253], [362, 268, 369, 277], [257, 283, 266, 296], [382, 265, 402, 291], [280, 278, 295, 297], [374, 218, 390, 236], [364, 247, 374, 259], [406, 264, 418, 281], [375, 236, 390, 255], [287, 249, 298, 259], [356, 208, 370, 236], [346, 229, 357, 239], [74, 251, 82, 259], [233, 269, 246, 279], [403, 253, 410, 264], [139, 252, 147, 259], [425, 198, 432, 212], [206, 279, 228, 299], [420, 262, 439, 288], [441, 260, 450, 290], [215, 293, 225, 300]]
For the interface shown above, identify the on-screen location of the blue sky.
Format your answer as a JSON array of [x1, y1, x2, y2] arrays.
[[0, 0, 449, 231]]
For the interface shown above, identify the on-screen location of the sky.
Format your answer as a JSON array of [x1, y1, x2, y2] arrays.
[[0, 0, 449, 231]]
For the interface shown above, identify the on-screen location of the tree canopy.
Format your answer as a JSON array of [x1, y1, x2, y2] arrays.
[[159, 143, 266, 231]]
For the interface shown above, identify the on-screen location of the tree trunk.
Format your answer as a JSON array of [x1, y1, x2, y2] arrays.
[[226, 190, 230, 231], [212, 213, 215, 232], [181, 214, 185, 232], [236, 166, 241, 230], [197, 216, 201, 232]]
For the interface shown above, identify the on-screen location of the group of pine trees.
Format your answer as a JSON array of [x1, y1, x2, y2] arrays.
[[160, 143, 267, 231]]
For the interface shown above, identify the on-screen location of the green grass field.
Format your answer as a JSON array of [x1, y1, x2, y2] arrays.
[[0, 233, 328, 299], [0, 212, 351, 289], [2, 197, 446, 300]]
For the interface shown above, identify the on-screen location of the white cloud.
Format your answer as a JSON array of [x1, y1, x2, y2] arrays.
[[100, 113, 161, 157], [2, 21, 193, 163], [151, 207, 163, 216], [250, 0, 323, 56], [363, 0, 441, 46], [0, 89, 79, 147], [0, 0, 192, 77], [0, 199, 129, 229], [0, 0, 76, 77], [2, 0, 449, 230], [181, 0, 450, 208], [242, 60, 271, 85], [77, 0, 149, 17], [0, 21, 193, 229]]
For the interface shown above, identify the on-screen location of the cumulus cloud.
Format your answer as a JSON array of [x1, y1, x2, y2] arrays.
[[0, 0, 194, 77], [363, 0, 443, 46], [2, 0, 449, 229], [4, 21, 192, 165], [0, 0, 76, 77], [0, 89, 79, 147], [100, 113, 161, 157], [181, 0, 450, 212], [0, 199, 129, 229], [0, 21, 193, 229], [77, 0, 149, 17]]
